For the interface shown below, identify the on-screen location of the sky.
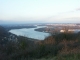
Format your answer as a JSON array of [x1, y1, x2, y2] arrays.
[[0, 0, 80, 23]]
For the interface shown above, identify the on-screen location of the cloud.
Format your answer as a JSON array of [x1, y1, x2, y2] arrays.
[[76, 8, 80, 11], [45, 9, 80, 23]]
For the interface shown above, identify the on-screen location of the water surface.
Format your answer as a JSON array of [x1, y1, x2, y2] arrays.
[[9, 26, 50, 40]]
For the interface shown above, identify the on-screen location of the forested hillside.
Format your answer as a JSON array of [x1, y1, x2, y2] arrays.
[[0, 26, 80, 60], [0, 26, 9, 39]]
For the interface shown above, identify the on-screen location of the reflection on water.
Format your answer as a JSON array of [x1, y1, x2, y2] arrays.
[[9, 26, 50, 40]]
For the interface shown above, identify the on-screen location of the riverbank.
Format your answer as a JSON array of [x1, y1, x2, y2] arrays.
[[5, 25, 37, 31]]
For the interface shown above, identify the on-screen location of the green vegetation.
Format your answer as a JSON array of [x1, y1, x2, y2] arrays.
[[0, 26, 80, 60]]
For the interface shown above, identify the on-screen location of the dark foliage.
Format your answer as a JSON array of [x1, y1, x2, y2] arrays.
[[0, 26, 80, 60]]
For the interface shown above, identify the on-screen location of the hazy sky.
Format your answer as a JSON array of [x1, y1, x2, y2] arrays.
[[0, 0, 80, 23]]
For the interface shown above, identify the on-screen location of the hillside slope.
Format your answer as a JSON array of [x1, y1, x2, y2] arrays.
[[0, 26, 9, 39]]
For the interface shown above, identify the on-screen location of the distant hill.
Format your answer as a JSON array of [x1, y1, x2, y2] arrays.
[[0, 20, 5, 24]]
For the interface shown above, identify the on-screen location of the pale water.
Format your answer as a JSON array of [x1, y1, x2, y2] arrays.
[[9, 26, 50, 40]]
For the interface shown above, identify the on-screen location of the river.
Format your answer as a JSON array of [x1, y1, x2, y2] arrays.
[[9, 26, 50, 40]]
